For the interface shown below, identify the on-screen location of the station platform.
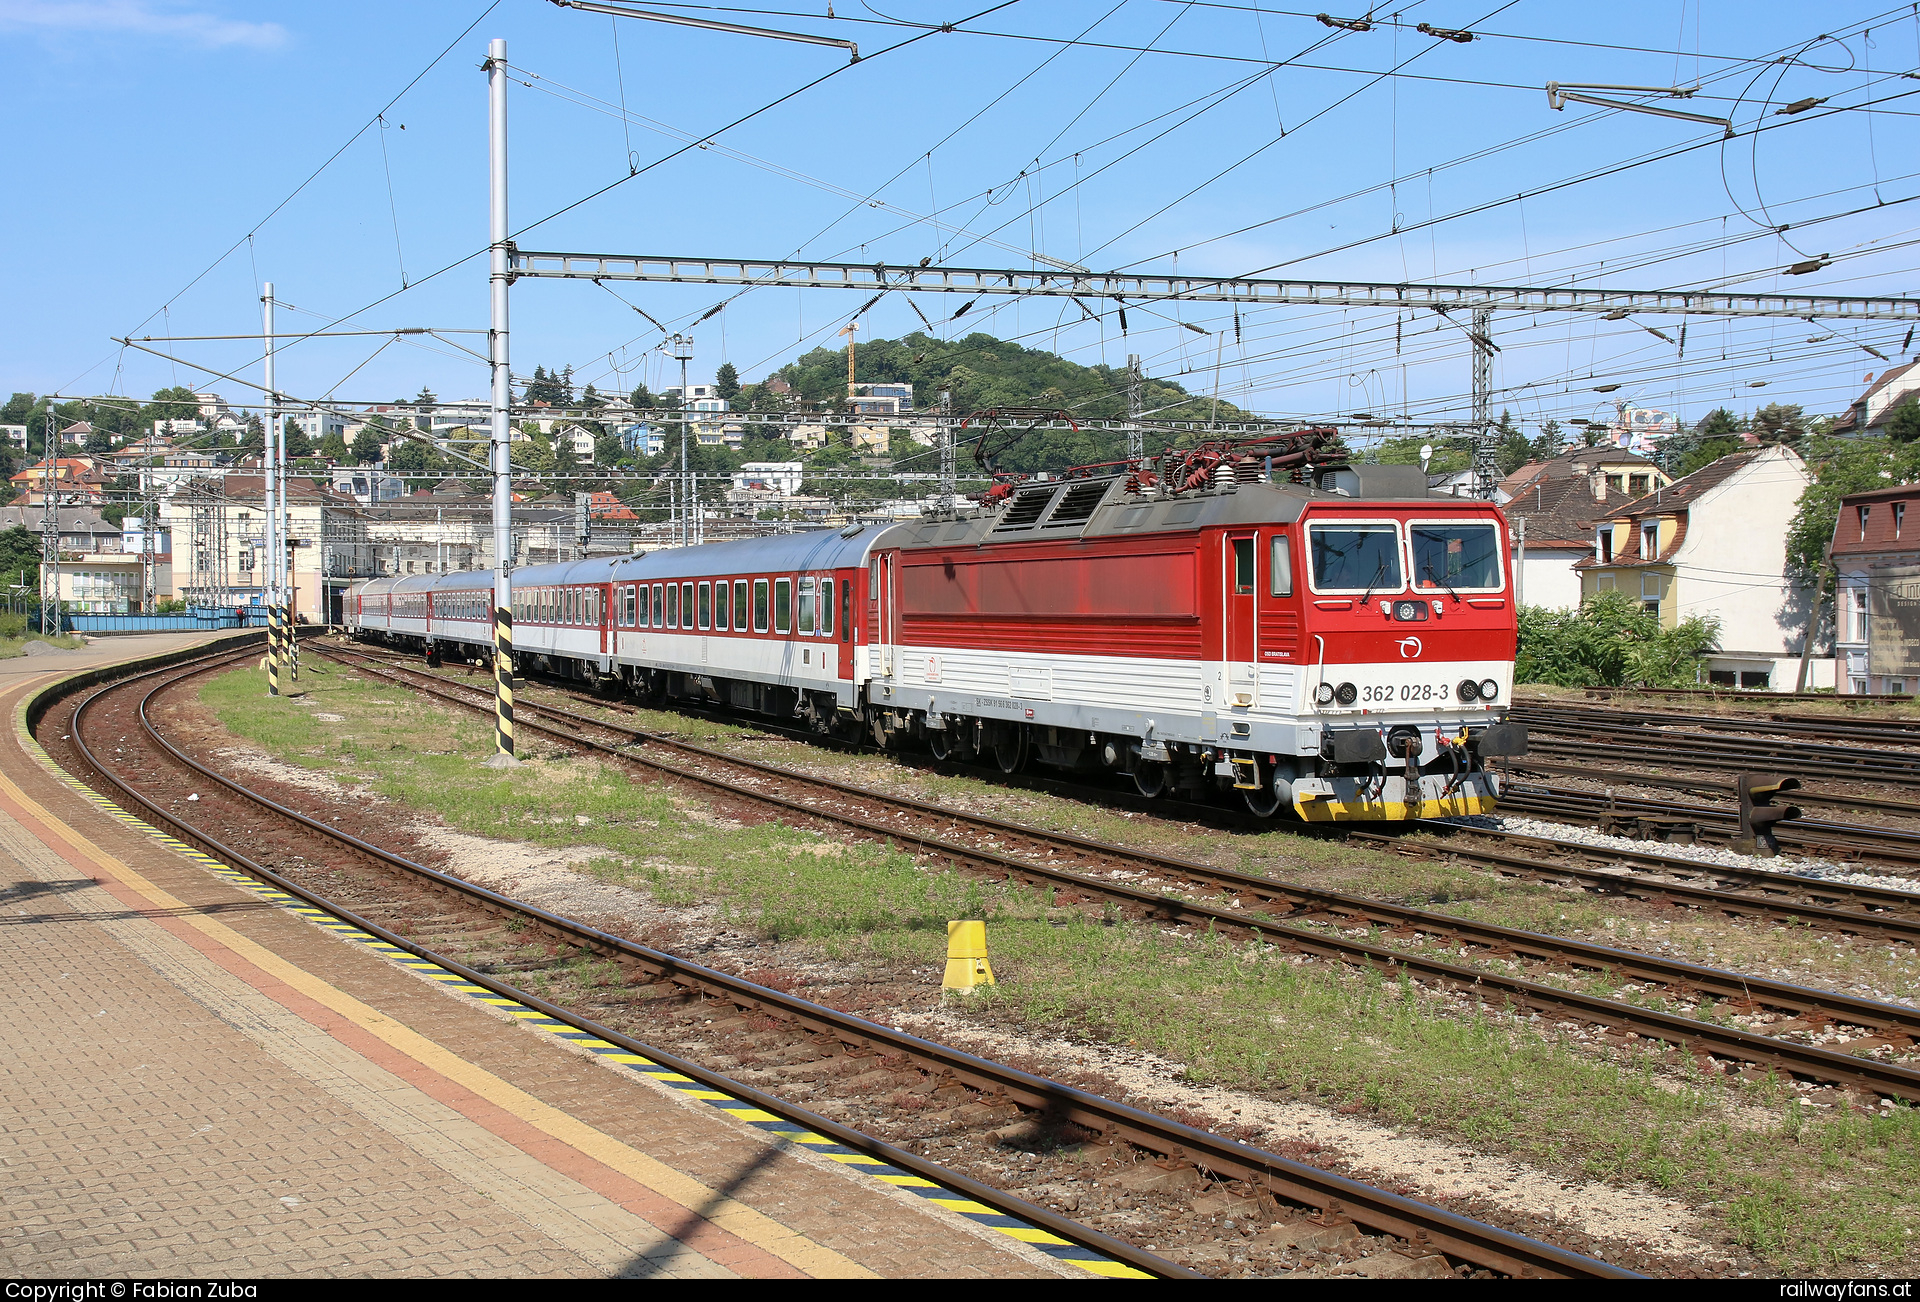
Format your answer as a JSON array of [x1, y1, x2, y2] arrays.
[[0, 634, 1076, 1279]]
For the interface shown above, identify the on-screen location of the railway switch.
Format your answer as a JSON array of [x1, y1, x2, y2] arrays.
[[1733, 773, 1803, 858]]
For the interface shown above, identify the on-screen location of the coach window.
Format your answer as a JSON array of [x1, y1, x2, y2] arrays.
[[774, 578, 792, 633], [1410, 522, 1502, 592], [682, 583, 695, 625], [622, 585, 637, 627], [714, 581, 730, 631], [753, 578, 770, 632], [820, 579, 834, 636], [698, 582, 712, 629], [667, 583, 679, 628], [1270, 533, 1294, 597], [1232, 538, 1255, 595], [734, 579, 749, 630], [1308, 522, 1404, 594], [841, 581, 852, 643], [797, 577, 816, 634], [650, 584, 663, 627]]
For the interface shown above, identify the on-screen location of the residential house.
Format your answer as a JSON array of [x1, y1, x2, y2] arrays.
[[1831, 358, 1920, 435], [1574, 444, 1827, 688], [0, 425, 26, 449], [0, 503, 168, 613], [731, 462, 805, 496], [9, 456, 112, 504], [1502, 445, 1671, 503], [1499, 472, 1636, 610], [555, 424, 599, 464], [1829, 482, 1920, 694]]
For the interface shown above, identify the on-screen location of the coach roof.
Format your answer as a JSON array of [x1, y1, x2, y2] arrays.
[[609, 526, 905, 582]]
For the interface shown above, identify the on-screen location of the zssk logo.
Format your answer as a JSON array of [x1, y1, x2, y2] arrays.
[[1396, 636, 1423, 659]]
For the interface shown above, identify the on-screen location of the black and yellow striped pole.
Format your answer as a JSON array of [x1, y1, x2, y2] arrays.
[[266, 602, 281, 696], [492, 600, 515, 761]]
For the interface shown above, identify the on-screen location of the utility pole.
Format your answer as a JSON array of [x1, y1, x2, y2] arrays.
[[937, 386, 954, 515], [263, 283, 280, 696], [485, 36, 517, 766], [1471, 307, 1497, 499], [670, 333, 693, 547], [40, 405, 58, 637], [1126, 354, 1143, 463]]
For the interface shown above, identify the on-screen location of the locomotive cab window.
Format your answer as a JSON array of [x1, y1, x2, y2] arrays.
[[1232, 538, 1255, 595], [797, 577, 816, 634], [1270, 534, 1294, 597], [698, 582, 711, 630], [1309, 523, 1404, 593], [1410, 522, 1502, 592], [753, 579, 770, 632], [774, 578, 791, 634]]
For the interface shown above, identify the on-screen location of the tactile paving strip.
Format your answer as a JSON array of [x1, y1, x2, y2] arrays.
[[23, 718, 1151, 1280]]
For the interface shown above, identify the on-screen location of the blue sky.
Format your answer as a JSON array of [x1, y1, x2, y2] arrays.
[[3, 0, 1915, 435]]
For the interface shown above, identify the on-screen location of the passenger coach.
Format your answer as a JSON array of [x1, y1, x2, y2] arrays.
[[349, 458, 1525, 822]]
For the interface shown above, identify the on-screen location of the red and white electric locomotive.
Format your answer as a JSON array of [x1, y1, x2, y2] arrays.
[[349, 443, 1524, 822]]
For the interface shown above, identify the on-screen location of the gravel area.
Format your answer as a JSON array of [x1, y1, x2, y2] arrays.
[[1441, 812, 1920, 897]]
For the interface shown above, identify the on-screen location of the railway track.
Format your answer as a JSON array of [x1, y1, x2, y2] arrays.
[[1374, 817, 1920, 944], [1492, 782, 1920, 874], [1518, 702, 1920, 748], [320, 644, 1920, 1104], [41, 646, 1644, 1280], [1516, 725, 1920, 789]]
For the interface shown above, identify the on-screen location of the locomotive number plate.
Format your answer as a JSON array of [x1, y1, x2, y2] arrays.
[[1357, 682, 1451, 704]]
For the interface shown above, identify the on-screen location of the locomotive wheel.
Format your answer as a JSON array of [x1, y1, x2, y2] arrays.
[[993, 726, 1029, 774], [927, 728, 954, 761], [1132, 761, 1168, 798]]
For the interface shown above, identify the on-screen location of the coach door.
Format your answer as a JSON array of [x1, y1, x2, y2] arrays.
[[1224, 532, 1258, 707], [870, 553, 895, 678]]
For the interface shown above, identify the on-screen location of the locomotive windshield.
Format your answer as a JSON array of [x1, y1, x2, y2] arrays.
[[1309, 523, 1403, 592], [1410, 523, 1501, 591]]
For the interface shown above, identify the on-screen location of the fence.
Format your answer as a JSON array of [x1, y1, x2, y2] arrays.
[[67, 607, 274, 635]]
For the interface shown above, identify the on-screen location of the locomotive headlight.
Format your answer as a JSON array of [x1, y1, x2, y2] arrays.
[[1334, 681, 1358, 706], [1314, 683, 1336, 706], [1478, 678, 1500, 702], [1457, 679, 1480, 702]]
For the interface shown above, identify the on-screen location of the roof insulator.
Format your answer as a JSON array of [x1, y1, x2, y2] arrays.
[[1416, 22, 1474, 42], [1316, 13, 1373, 31]]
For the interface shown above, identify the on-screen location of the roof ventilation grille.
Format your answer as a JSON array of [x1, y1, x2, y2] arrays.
[[1042, 478, 1113, 528], [993, 485, 1059, 532]]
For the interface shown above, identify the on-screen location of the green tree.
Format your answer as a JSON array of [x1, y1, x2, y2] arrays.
[[1751, 402, 1808, 446], [1517, 591, 1720, 687], [629, 381, 655, 409], [349, 423, 386, 465], [713, 362, 740, 402], [283, 419, 314, 458], [238, 415, 266, 455], [0, 526, 43, 595], [318, 430, 349, 461], [1885, 399, 1920, 444], [510, 437, 555, 474], [1492, 408, 1531, 475], [1530, 418, 1563, 462], [1673, 438, 1741, 479]]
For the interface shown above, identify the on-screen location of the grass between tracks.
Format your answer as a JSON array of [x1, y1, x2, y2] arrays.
[[204, 661, 1920, 1273]]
